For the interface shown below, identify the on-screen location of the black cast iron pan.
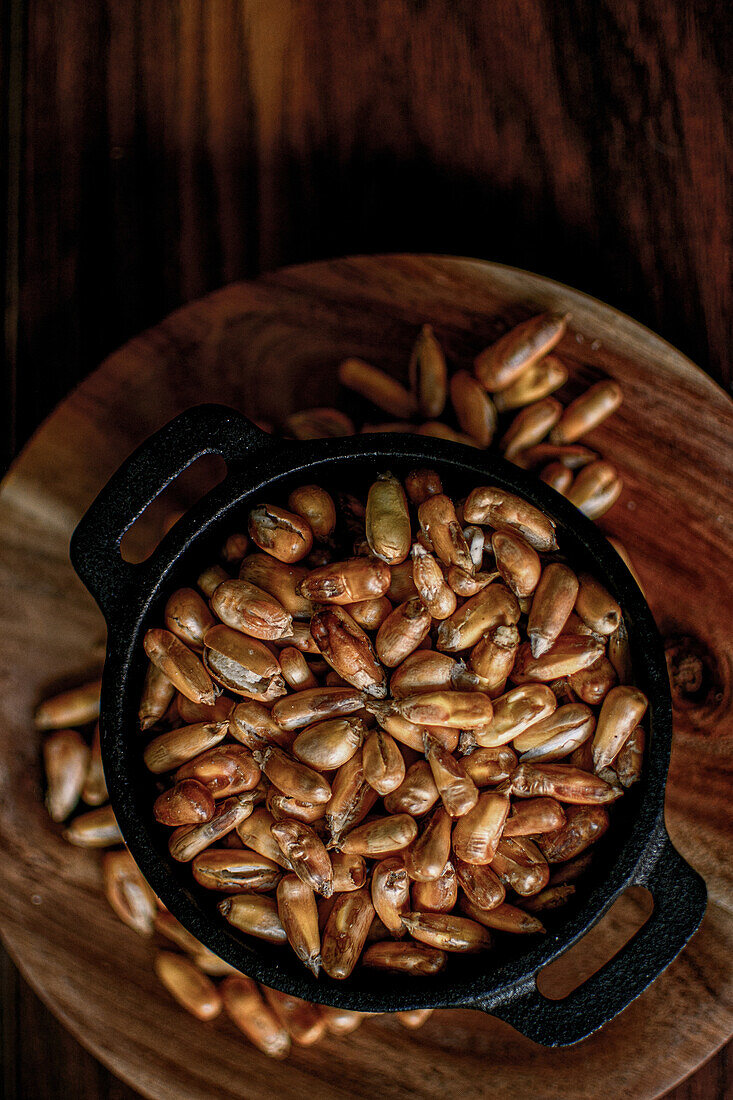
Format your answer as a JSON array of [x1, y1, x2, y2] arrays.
[[70, 403, 706, 1046]]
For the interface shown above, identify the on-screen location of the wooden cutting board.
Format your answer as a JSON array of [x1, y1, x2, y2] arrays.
[[0, 256, 730, 1100]]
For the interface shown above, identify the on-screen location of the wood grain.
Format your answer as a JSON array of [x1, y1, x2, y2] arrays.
[[0, 257, 730, 1099], [3, 2, 731, 1093], [4, 0, 731, 474], [1, 948, 139, 1100]]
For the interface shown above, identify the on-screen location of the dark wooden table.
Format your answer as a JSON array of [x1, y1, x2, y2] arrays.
[[1, 2, 730, 1097]]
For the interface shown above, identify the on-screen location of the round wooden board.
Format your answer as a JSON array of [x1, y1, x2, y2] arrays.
[[0, 256, 731, 1099]]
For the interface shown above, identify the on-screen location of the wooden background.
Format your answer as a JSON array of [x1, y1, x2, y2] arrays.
[[1, 2, 730, 1097]]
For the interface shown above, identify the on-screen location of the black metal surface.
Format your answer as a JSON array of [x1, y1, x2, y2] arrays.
[[70, 403, 706, 1047]]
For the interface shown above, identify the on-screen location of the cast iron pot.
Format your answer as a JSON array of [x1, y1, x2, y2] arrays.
[[70, 403, 706, 1046]]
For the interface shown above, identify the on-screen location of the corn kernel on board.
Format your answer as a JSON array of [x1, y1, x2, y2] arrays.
[[0, 256, 730, 1099]]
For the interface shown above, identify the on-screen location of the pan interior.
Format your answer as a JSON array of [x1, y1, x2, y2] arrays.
[[102, 438, 668, 1011]]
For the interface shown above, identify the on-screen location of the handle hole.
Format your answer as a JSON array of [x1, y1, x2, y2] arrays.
[[536, 885, 653, 1001], [119, 455, 228, 564]]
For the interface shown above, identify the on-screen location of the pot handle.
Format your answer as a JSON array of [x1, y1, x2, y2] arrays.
[[70, 404, 274, 622], [483, 832, 706, 1046]]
